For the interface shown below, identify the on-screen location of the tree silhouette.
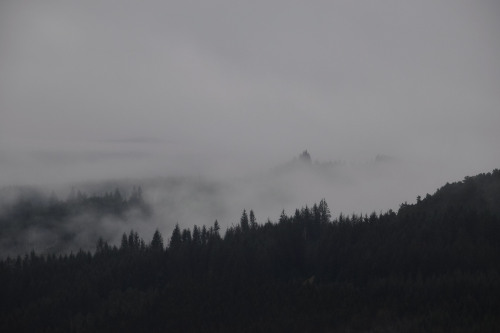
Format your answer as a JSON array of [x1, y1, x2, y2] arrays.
[[240, 209, 249, 232], [1, 169, 500, 332], [169, 224, 182, 250], [249, 210, 257, 230], [150, 229, 164, 251]]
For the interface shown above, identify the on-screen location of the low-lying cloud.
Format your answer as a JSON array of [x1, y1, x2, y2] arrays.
[[1, 1, 499, 255]]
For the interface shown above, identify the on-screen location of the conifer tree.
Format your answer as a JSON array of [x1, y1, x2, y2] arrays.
[[240, 210, 249, 232], [150, 229, 164, 251], [192, 225, 201, 246], [169, 224, 182, 250], [249, 210, 257, 230], [318, 199, 331, 224], [181, 229, 192, 243], [120, 233, 129, 250], [212, 220, 221, 239]]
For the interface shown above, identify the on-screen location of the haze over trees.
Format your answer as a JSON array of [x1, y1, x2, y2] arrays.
[[1, 169, 499, 332], [0, 151, 404, 257], [1, 1, 499, 331], [0, 187, 151, 256]]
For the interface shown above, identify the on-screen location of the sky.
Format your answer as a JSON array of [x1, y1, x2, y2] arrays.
[[1, 0, 500, 211]]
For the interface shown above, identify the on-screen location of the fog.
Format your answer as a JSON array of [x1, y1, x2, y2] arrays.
[[1, 1, 500, 251]]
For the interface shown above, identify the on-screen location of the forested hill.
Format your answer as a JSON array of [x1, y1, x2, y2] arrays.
[[399, 168, 500, 218], [0, 170, 499, 332], [0, 187, 151, 256]]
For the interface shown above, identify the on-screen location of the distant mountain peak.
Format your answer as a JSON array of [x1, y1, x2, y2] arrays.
[[299, 150, 312, 164]]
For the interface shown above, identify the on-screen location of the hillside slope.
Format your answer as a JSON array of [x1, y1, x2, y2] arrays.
[[0, 169, 499, 332], [400, 168, 500, 217]]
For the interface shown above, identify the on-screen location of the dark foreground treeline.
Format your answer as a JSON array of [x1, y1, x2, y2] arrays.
[[1, 171, 500, 332]]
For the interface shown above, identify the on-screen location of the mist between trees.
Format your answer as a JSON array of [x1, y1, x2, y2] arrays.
[[1, 170, 500, 331]]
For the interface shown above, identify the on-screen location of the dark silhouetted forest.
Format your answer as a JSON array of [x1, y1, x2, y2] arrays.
[[1, 170, 500, 332]]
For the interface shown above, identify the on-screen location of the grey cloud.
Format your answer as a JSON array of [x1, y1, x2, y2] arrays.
[[0, 0, 499, 230]]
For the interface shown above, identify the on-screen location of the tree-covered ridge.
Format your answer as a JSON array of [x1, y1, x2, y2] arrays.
[[400, 168, 500, 218], [0, 187, 150, 256], [1, 170, 500, 332]]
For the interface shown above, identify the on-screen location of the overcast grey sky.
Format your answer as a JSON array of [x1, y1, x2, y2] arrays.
[[1, 0, 499, 188]]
